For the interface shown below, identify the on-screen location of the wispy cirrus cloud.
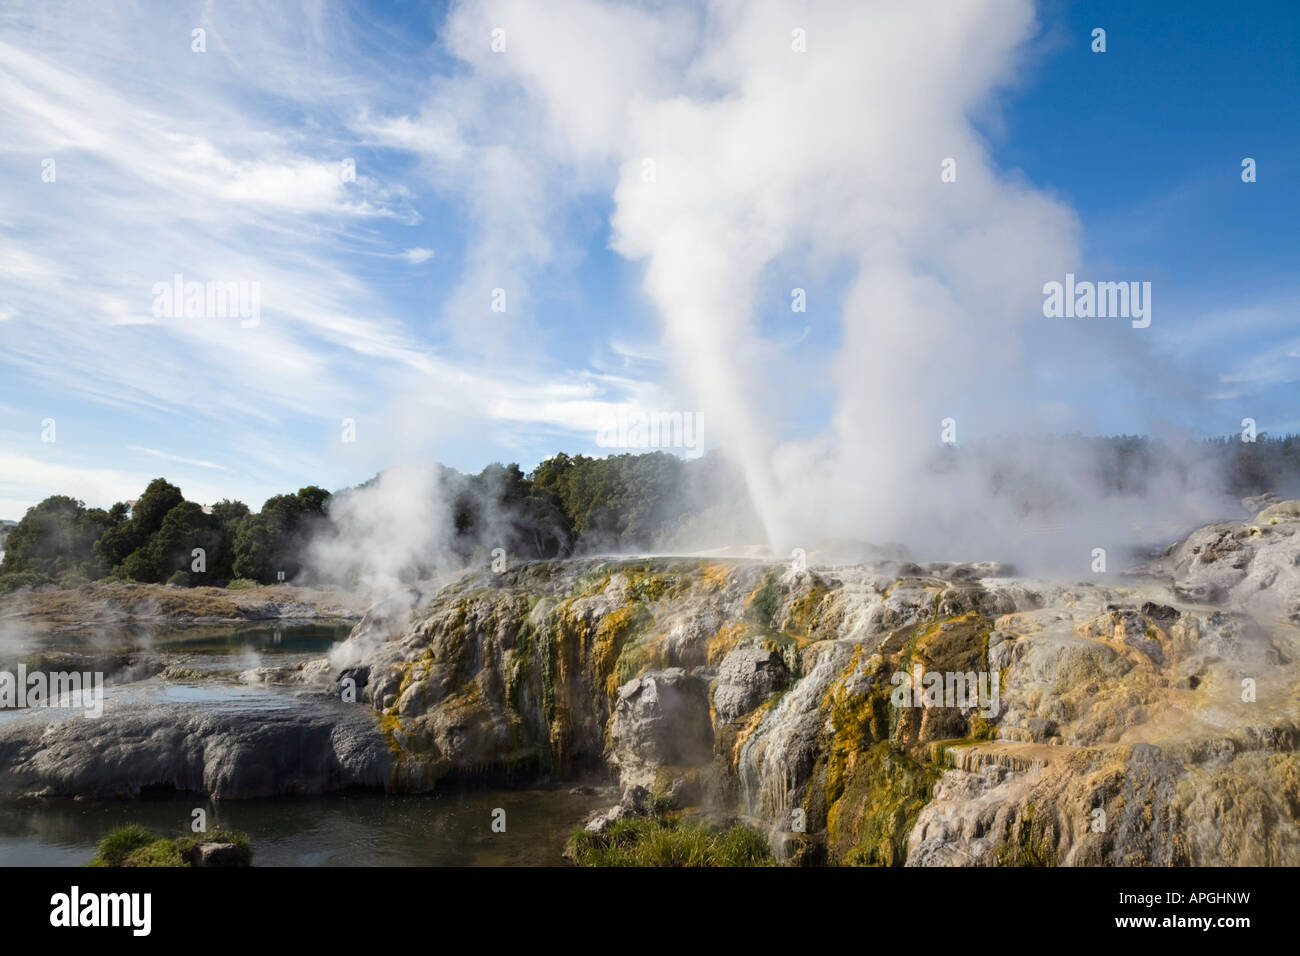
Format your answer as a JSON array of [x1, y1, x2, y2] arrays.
[[3, 0, 1295, 538], [0, 0, 665, 516], [128, 446, 229, 472]]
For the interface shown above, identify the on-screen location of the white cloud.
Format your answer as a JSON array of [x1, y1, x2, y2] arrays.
[[0, 0, 660, 497], [422, 0, 1083, 553], [2, 0, 1266, 568], [128, 446, 230, 472], [0, 452, 234, 515]]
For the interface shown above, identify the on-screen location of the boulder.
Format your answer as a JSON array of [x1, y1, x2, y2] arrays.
[[188, 842, 246, 867], [712, 645, 789, 724], [609, 669, 713, 789], [0, 697, 391, 799], [1256, 499, 1300, 523]]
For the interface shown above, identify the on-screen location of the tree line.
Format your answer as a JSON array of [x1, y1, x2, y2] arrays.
[[0, 450, 755, 591], [2, 436, 1298, 592], [0, 476, 330, 591]]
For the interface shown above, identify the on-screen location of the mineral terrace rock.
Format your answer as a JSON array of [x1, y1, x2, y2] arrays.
[[0, 697, 390, 799], [609, 669, 713, 789], [4, 514, 1298, 866], [712, 645, 788, 724]]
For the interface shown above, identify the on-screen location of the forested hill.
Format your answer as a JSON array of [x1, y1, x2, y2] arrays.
[[0, 450, 760, 590], [3, 435, 1299, 591]]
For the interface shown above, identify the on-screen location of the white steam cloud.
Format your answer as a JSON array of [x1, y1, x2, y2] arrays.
[[307, 464, 458, 594], [396, 0, 1232, 574], [601, 0, 1075, 554]]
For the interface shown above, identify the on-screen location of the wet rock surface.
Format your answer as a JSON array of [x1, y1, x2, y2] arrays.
[[610, 668, 713, 788], [1, 582, 367, 632], [713, 645, 789, 724], [0, 695, 389, 799], [2, 511, 1298, 865]]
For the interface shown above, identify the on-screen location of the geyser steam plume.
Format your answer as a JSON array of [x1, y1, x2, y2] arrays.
[[386, 0, 1239, 573], [317, 0, 1237, 580], [603, 0, 1084, 561]]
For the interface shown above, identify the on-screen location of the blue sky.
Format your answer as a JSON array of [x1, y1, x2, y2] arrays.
[[1005, 0, 1299, 432], [0, 0, 1297, 520]]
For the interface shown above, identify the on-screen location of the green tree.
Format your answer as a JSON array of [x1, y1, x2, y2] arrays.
[[530, 451, 683, 549], [295, 486, 331, 516], [231, 487, 331, 583], [208, 499, 250, 582], [119, 546, 159, 583], [93, 502, 136, 570], [231, 514, 279, 583], [97, 479, 185, 581], [149, 501, 220, 585], [0, 496, 113, 583], [132, 479, 184, 537]]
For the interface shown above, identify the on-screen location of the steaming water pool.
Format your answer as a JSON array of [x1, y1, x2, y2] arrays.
[[0, 622, 609, 865], [0, 622, 353, 725], [17, 621, 353, 672]]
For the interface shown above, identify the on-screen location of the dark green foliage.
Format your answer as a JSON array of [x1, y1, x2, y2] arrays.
[[2, 452, 754, 588], [231, 486, 331, 583], [566, 816, 774, 867], [132, 478, 184, 537], [148, 501, 220, 584], [531, 451, 683, 549], [230, 512, 278, 582], [0, 495, 113, 581], [1208, 433, 1300, 497], [5, 435, 1300, 591], [97, 478, 186, 583], [208, 499, 250, 581], [89, 825, 252, 867], [93, 510, 140, 571], [447, 462, 573, 561], [118, 548, 158, 583], [0, 477, 253, 588]]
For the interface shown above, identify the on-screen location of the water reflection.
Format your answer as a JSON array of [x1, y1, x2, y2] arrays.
[[0, 786, 607, 866]]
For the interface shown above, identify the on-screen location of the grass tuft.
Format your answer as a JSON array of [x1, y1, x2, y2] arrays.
[[566, 815, 775, 867], [88, 824, 253, 867]]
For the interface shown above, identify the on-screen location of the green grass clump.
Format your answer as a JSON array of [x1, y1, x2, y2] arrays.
[[88, 824, 157, 866], [567, 816, 775, 867], [645, 791, 675, 821], [88, 825, 252, 867], [713, 822, 775, 866], [225, 578, 259, 590], [119, 840, 186, 867]]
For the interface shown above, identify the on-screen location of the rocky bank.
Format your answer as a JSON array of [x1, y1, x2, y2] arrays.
[[0, 581, 367, 632], [3, 505, 1298, 865]]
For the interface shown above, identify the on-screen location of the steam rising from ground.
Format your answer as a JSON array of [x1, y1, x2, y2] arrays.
[[307, 464, 458, 595], [314, 0, 1258, 587], [0, 617, 32, 670], [600, 0, 1083, 561]]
